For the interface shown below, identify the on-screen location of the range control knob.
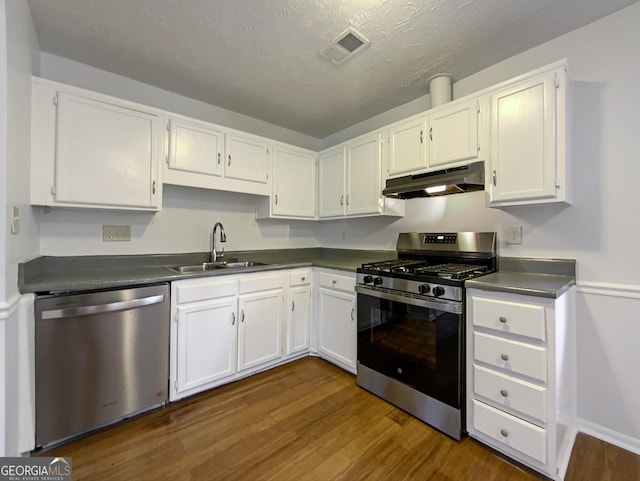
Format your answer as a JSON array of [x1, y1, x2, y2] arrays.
[[363, 275, 373, 284], [418, 284, 431, 295], [373, 277, 383, 286], [432, 286, 446, 297]]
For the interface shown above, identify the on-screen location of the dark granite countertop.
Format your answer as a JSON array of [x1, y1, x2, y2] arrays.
[[466, 257, 576, 299], [19, 248, 394, 294]]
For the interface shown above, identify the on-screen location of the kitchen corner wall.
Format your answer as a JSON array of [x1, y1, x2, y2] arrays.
[[316, 2, 640, 454]]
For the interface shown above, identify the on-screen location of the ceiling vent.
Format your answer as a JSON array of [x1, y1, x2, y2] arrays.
[[320, 27, 370, 64]]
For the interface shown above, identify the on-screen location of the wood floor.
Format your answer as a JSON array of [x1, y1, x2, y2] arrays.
[[43, 357, 639, 480]]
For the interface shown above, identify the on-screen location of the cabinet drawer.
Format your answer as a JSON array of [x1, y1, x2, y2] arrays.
[[471, 295, 546, 341], [238, 273, 285, 294], [318, 272, 354, 292], [474, 332, 547, 382], [289, 269, 312, 287], [473, 364, 547, 424], [473, 400, 547, 464], [174, 278, 236, 304]]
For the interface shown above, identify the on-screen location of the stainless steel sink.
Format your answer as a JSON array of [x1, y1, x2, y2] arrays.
[[169, 262, 227, 273], [224, 261, 268, 268], [169, 260, 269, 273]]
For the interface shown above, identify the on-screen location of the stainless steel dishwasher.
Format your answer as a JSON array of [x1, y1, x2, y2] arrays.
[[35, 283, 170, 447]]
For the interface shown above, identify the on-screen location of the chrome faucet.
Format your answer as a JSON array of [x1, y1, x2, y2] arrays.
[[212, 222, 227, 262]]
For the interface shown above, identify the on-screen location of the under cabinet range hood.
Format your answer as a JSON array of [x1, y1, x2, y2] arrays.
[[383, 161, 485, 199]]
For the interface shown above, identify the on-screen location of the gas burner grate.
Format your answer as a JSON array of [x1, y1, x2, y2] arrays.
[[414, 263, 489, 280]]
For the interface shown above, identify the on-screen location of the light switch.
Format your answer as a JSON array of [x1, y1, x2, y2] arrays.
[[10, 204, 20, 235]]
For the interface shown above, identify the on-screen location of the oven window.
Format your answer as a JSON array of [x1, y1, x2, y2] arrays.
[[357, 293, 462, 408]]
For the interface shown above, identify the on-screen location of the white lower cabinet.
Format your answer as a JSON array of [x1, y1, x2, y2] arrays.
[[287, 269, 312, 356], [170, 277, 238, 400], [237, 274, 285, 371], [170, 267, 359, 401], [316, 270, 357, 373], [170, 271, 287, 401], [466, 288, 576, 480]]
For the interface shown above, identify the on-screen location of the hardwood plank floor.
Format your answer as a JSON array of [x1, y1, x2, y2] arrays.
[[42, 357, 639, 480]]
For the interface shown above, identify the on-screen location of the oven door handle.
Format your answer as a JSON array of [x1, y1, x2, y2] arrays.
[[355, 286, 462, 315]]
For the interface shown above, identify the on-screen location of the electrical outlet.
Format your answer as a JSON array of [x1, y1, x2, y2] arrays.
[[103, 225, 131, 242], [507, 226, 523, 245]]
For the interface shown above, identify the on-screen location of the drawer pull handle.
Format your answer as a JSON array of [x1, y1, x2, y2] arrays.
[[500, 353, 509, 361], [499, 316, 507, 323], [500, 389, 508, 397], [500, 428, 509, 438]]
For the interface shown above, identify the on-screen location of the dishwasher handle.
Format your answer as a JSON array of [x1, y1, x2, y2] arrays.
[[41, 294, 166, 320]]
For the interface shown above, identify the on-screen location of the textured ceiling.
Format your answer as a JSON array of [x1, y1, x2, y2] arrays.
[[26, 0, 638, 138]]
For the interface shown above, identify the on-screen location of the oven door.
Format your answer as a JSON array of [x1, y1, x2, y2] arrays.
[[356, 286, 463, 409]]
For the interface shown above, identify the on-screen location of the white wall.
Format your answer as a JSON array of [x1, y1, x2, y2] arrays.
[[1, 0, 40, 456], [315, 2, 640, 452], [36, 185, 318, 256]]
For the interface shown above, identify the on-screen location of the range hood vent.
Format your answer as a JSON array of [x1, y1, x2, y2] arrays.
[[383, 161, 485, 199]]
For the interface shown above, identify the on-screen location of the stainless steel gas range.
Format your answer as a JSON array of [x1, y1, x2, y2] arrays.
[[355, 232, 497, 440]]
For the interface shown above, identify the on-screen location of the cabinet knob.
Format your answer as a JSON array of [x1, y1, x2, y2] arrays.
[[500, 353, 509, 361], [332, 279, 337, 285], [500, 389, 508, 397], [499, 316, 507, 324], [500, 428, 509, 438], [301, 276, 306, 281]]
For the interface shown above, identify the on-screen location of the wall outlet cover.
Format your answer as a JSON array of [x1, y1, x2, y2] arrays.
[[103, 224, 131, 242], [507, 226, 523, 245]]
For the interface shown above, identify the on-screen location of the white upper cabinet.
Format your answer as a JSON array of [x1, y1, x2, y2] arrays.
[[164, 116, 271, 196], [225, 133, 270, 185], [31, 79, 161, 211], [487, 62, 571, 206], [318, 146, 347, 218], [388, 114, 428, 176], [318, 132, 404, 219], [346, 131, 383, 216], [256, 144, 316, 219], [428, 98, 481, 169], [167, 117, 224, 177]]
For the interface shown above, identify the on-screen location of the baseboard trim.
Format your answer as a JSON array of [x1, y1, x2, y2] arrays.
[[578, 419, 640, 455]]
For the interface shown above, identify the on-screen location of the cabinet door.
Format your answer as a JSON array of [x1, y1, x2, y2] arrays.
[[429, 98, 479, 168], [388, 115, 428, 176], [273, 146, 316, 218], [318, 147, 346, 218], [55, 92, 159, 209], [318, 288, 356, 370], [489, 72, 557, 203], [288, 285, 312, 355], [238, 289, 284, 371], [225, 133, 269, 184], [346, 132, 382, 216], [167, 118, 223, 177], [176, 297, 237, 394]]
